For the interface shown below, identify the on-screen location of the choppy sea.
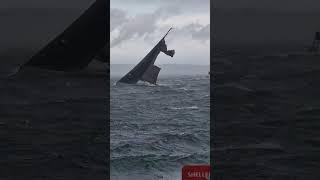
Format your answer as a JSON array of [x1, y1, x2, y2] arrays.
[[110, 75, 210, 180]]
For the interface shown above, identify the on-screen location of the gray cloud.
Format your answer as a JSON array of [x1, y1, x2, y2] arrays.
[[192, 24, 210, 41], [110, 7, 180, 47], [110, 0, 210, 65], [177, 23, 210, 42], [112, 0, 210, 14], [110, 8, 127, 32], [112, 0, 209, 6], [110, 7, 210, 47]]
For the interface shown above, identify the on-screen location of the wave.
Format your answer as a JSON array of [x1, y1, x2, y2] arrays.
[[169, 106, 199, 110], [152, 133, 208, 149], [110, 152, 205, 180], [111, 152, 208, 172], [111, 76, 210, 179]]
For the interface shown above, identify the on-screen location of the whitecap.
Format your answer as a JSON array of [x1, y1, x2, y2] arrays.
[[178, 87, 189, 91], [170, 106, 199, 110]]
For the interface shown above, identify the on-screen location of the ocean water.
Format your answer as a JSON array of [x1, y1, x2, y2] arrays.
[[0, 61, 108, 179], [110, 75, 210, 180], [213, 47, 320, 179]]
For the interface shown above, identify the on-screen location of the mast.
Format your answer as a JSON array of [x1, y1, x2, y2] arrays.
[[162, 27, 173, 40]]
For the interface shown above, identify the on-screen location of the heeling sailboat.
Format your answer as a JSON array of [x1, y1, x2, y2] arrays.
[[21, 0, 107, 71], [118, 28, 175, 85]]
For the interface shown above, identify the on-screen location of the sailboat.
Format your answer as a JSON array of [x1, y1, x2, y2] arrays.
[[21, 0, 107, 71], [118, 28, 175, 85]]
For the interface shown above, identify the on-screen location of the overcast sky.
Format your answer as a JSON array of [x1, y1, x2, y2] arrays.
[[110, 0, 210, 65]]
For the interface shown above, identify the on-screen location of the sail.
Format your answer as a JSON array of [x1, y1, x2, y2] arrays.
[[118, 28, 175, 85], [141, 65, 161, 84], [22, 0, 107, 71]]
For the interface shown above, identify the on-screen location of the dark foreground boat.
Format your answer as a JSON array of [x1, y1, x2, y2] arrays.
[[22, 0, 107, 71], [118, 28, 175, 85]]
